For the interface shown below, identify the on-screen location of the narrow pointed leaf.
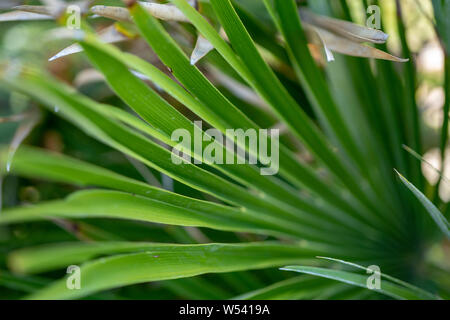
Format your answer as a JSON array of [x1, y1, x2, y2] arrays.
[[191, 35, 214, 65], [280, 266, 436, 300], [314, 26, 408, 63], [395, 170, 450, 238], [49, 24, 130, 61], [300, 8, 389, 44], [316, 256, 438, 299]]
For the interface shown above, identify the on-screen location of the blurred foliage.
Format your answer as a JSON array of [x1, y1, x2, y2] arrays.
[[0, 0, 448, 300]]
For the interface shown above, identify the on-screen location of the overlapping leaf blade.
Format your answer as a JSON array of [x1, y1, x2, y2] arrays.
[[280, 266, 436, 300], [8, 241, 323, 299]]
